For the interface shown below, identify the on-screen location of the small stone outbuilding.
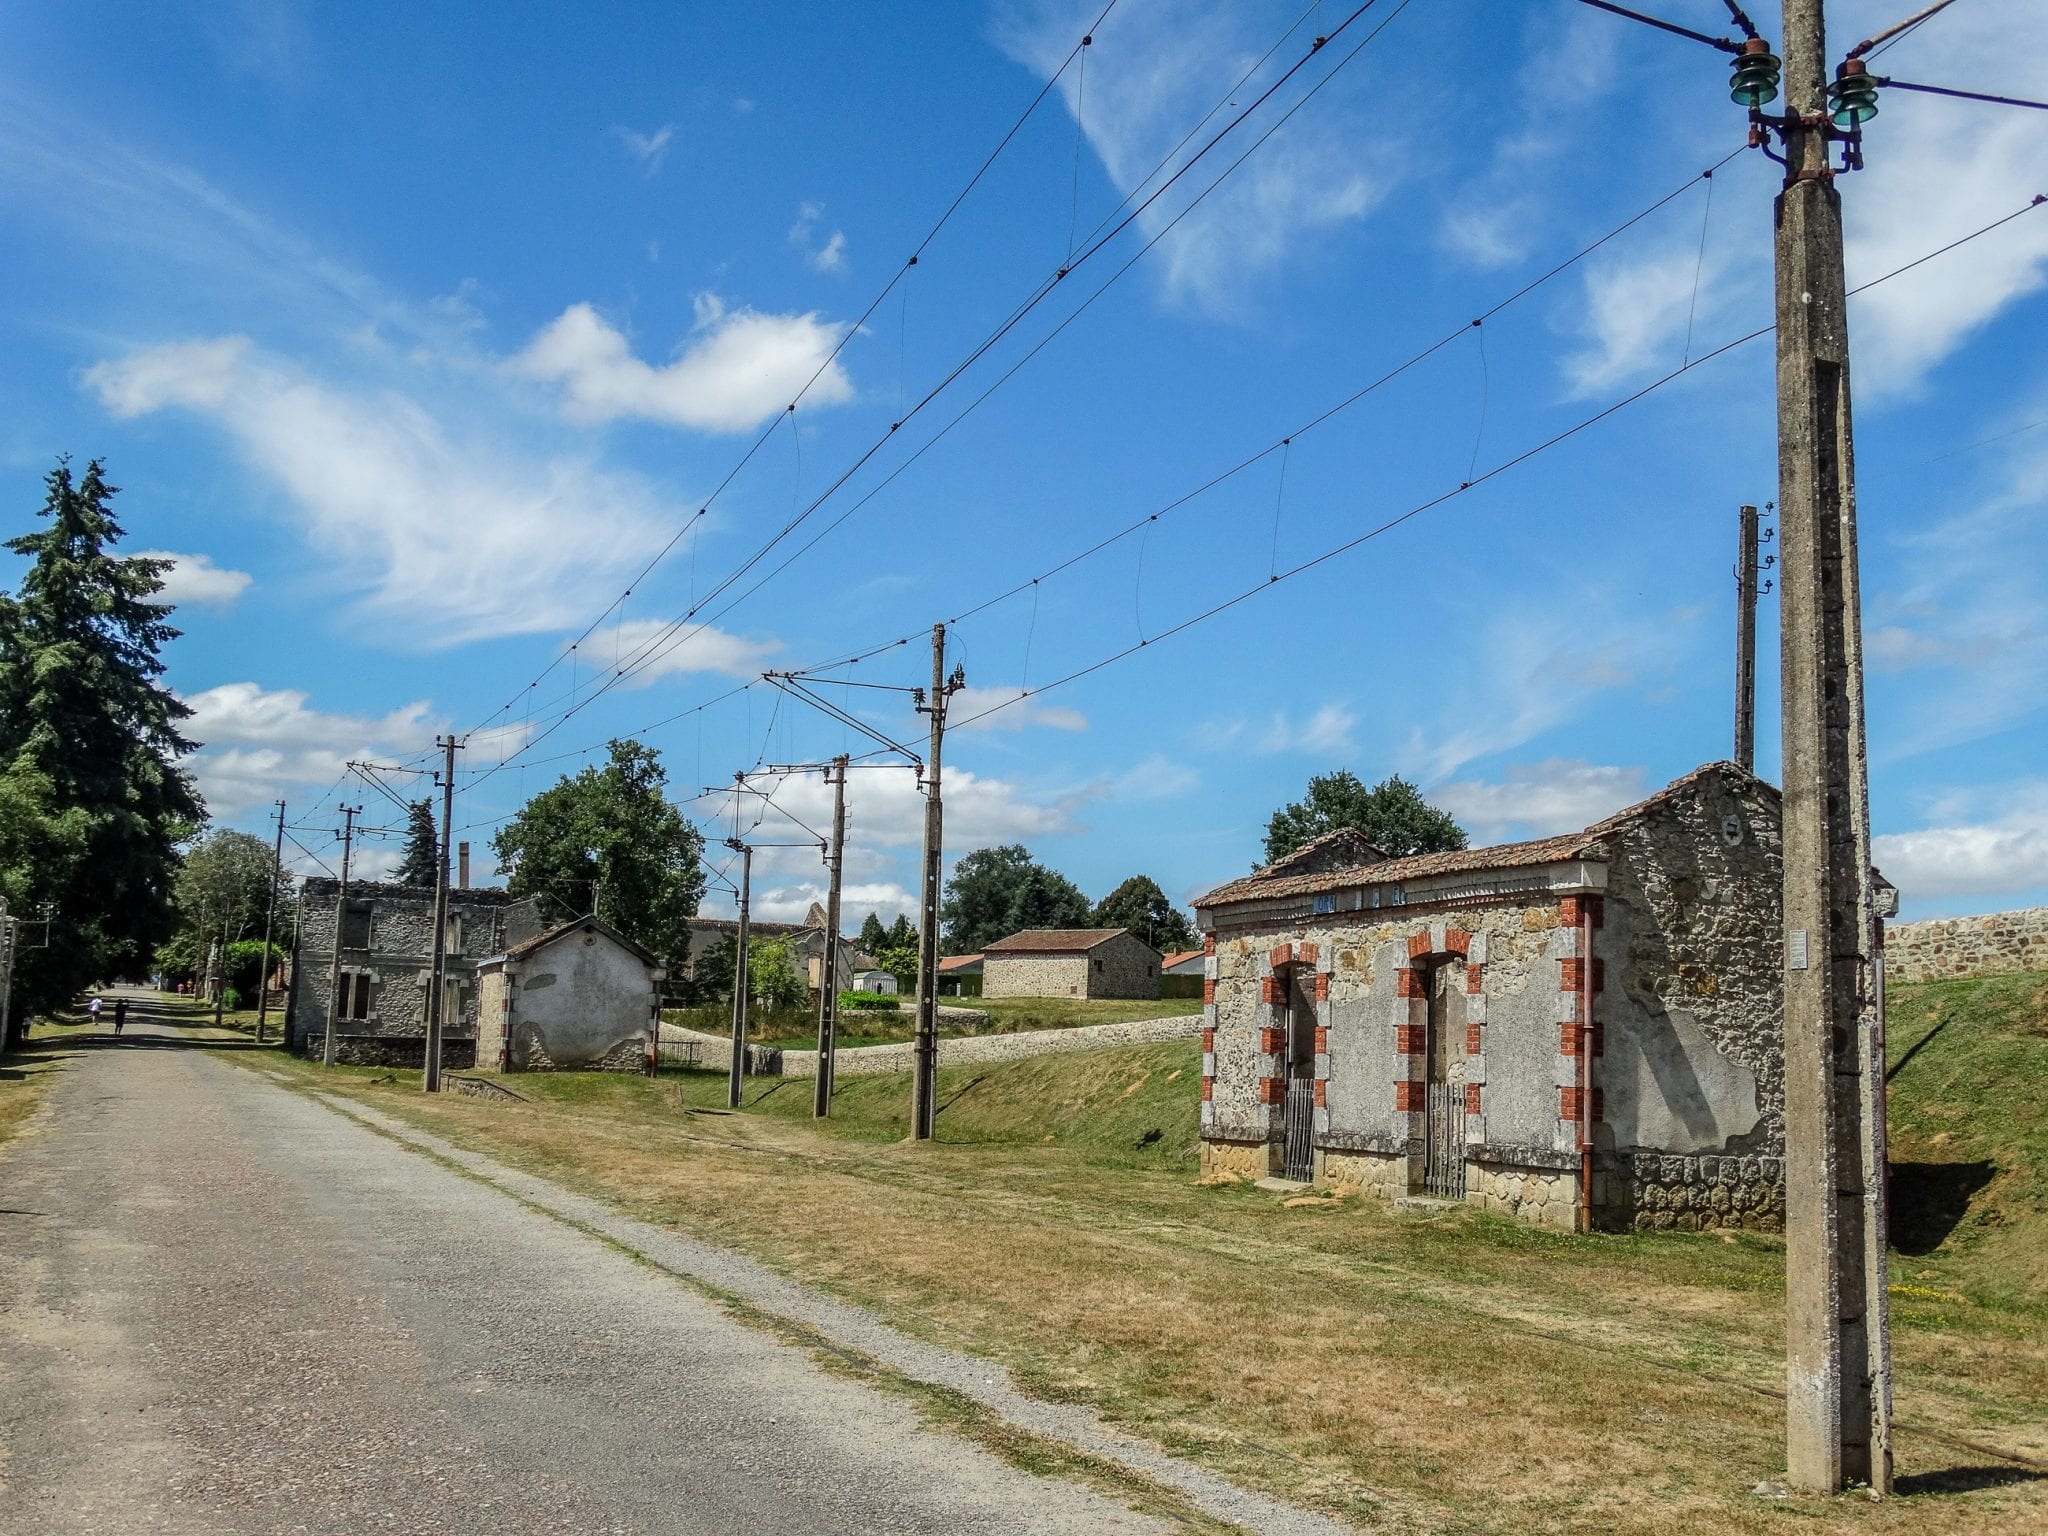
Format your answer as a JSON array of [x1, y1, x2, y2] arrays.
[[474, 916, 666, 1073], [981, 929, 1162, 1000], [1193, 763, 1787, 1232]]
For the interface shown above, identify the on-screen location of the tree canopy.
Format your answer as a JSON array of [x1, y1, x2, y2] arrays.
[[161, 827, 281, 984], [490, 739, 705, 967], [941, 844, 1090, 953], [0, 458, 202, 1028], [394, 800, 439, 887], [1091, 874, 1195, 952], [1263, 771, 1467, 865], [857, 911, 888, 955]]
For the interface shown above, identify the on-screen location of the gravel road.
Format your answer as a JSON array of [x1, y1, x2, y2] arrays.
[[0, 1029, 1171, 1535]]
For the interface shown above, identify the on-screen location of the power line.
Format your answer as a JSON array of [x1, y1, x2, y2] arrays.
[[464, 0, 1416, 776], [948, 192, 2048, 731], [1874, 77, 2048, 113], [1568, 0, 1741, 52]]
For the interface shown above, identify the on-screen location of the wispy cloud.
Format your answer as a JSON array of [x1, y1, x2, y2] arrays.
[[129, 549, 252, 608], [612, 123, 676, 174], [595, 618, 783, 687], [511, 294, 854, 432], [1259, 702, 1356, 756], [85, 335, 676, 644], [1875, 780, 2048, 904], [789, 201, 847, 272], [950, 685, 1087, 733], [180, 681, 438, 820], [1434, 758, 1650, 846], [994, 0, 1397, 313]]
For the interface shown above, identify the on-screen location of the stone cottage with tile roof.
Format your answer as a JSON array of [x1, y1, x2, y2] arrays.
[[1192, 762, 1788, 1233], [981, 928, 1162, 1000]]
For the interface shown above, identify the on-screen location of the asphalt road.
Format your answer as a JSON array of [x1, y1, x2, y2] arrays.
[[0, 1018, 1167, 1535]]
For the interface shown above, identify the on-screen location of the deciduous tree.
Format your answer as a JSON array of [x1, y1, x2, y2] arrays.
[[1091, 874, 1194, 952], [940, 844, 1089, 952], [1263, 771, 1466, 864]]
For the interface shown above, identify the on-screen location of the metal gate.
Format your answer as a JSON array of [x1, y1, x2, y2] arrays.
[[1424, 1081, 1466, 1199], [1283, 1077, 1316, 1182]]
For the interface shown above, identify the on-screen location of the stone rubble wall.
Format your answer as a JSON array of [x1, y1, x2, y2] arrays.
[[1886, 907, 2048, 983], [661, 1012, 1203, 1080], [1598, 1151, 1785, 1232]]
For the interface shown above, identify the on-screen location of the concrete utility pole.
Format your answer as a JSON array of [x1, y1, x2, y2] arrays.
[[910, 623, 962, 1141], [1736, 505, 1760, 772], [256, 799, 285, 1043], [322, 804, 360, 1068], [813, 755, 850, 1117], [0, 908, 17, 1051], [424, 735, 460, 1094], [726, 839, 754, 1109], [1772, 0, 1891, 1494]]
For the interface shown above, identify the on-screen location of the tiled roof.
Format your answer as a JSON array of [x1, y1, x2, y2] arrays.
[[983, 928, 1131, 954], [502, 915, 659, 967], [937, 954, 983, 972], [1160, 948, 1206, 970], [1197, 761, 1774, 909]]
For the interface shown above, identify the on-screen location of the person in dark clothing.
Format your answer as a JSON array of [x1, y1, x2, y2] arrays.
[[113, 998, 127, 1036]]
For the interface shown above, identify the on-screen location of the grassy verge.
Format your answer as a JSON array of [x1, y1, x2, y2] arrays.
[[238, 975, 2048, 1535]]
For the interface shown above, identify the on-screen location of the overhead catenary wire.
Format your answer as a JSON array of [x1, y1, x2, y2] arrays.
[[467, 0, 1416, 776], [1568, 0, 1741, 52], [945, 191, 2047, 732]]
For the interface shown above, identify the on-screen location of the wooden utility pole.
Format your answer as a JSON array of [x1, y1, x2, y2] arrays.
[[813, 755, 850, 1117], [1773, 0, 1890, 1493], [910, 623, 961, 1141], [423, 735, 459, 1094], [256, 799, 285, 1043], [726, 839, 754, 1109], [322, 804, 360, 1068], [1736, 504, 1760, 772]]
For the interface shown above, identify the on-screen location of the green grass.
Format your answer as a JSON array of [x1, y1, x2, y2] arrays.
[[1883, 969, 2048, 1310]]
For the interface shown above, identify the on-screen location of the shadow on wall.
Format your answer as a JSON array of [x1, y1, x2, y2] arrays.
[[1889, 1159, 1997, 1255]]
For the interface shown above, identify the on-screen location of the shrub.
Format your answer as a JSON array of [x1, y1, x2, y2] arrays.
[[838, 990, 901, 1013], [222, 987, 242, 1011]]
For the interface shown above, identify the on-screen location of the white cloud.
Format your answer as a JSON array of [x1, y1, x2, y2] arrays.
[[130, 549, 252, 607], [589, 617, 783, 687], [1875, 783, 2048, 902], [1258, 702, 1355, 756], [949, 685, 1087, 732], [995, 1, 1396, 312], [1434, 759, 1651, 846], [789, 201, 847, 272], [180, 681, 439, 820], [85, 335, 676, 644], [1562, 242, 1733, 397], [732, 880, 918, 927], [511, 297, 854, 432], [728, 762, 1076, 859], [612, 123, 676, 174]]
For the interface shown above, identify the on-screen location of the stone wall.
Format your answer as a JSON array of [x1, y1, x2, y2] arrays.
[[763, 1011, 1202, 1080], [1467, 1157, 1576, 1230], [287, 881, 543, 1057], [1886, 907, 2048, 983], [1598, 1151, 1785, 1232]]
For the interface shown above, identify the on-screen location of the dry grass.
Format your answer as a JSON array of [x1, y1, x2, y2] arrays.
[[247, 1037, 2048, 1536]]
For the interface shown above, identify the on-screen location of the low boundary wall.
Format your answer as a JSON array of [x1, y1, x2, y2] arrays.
[[657, 1014, 1203, 1079], [1887, 907, 2048, 983]]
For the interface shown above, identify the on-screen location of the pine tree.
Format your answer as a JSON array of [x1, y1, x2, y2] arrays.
[[858, 911, 888, 955], [395, 800, 439, 886], [0, 458, 203, 1028]]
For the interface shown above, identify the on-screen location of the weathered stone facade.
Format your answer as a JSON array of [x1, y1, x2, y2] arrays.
[[1886, 906, 2048, 983], [1194, 763, 1787, 1233], [285, 880, 544, 1063], [981, 929, 1161, 999], [475, 916, 665, 1073]]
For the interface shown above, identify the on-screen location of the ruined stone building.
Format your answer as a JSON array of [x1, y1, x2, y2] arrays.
[[683, 902, 856, 995], [981, 929, 1162, 1000], [475, 916, 665, 1073], [1193, 763, 1786, 1232], [285, 880, 544, 1067]]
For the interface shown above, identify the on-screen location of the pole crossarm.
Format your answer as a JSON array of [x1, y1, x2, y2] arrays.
[[762, 673, 925, 766]]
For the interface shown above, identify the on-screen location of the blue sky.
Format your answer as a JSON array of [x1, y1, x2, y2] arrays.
[[3, 1, 2045, 929]]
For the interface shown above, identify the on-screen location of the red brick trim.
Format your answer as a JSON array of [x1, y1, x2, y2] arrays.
[[1260, 976, 1284, 1006], [1395, 967, 1423, 999], [1202, 978, 1216, 1005], [1314, 1080, 1328, 1108], [1394, 1023, 1425, 1055], [1202, 1075, 1215, 1102], [1560, 1085, 1604, 1121], [1444, 928, 1471, 957], [1269, 942, 1294, 969], [1259, 1025, 1284, 1054], [1465, 1020, 1483, 1055], [1561, 895, 1605, 929], [1464, 1083, 1483, 1115], [1259, 1076, 1286, 1106], [1560, 1023, 1605, 1056], [1297, 942, 1319, 967], [1407, 931, 1433, 959], [1466, 963, 1484, 995], [1314, 972, 1330, 1002], [1201, 1026, 1215, 1053], [1395, 1081, 1424, 1113], [1559, 957, 1605, 993], [1313, 1024, 1328, 1055]]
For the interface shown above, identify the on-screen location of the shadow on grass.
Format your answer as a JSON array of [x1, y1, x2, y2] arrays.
[[1890, 1159, 1998, 1255], [1895, 1464, 2048, 1496]]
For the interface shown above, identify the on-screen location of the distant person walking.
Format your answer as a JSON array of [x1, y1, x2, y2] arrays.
[[86, 996, 103, 1028], [113, 998, 128, 1037]]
